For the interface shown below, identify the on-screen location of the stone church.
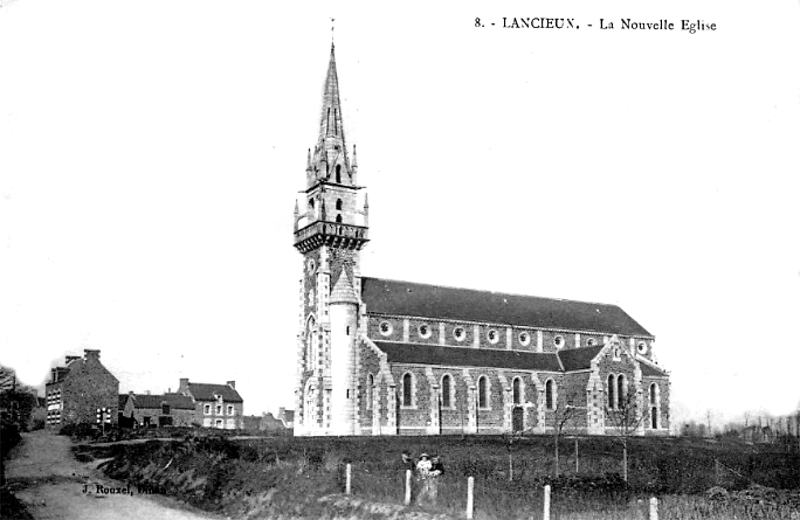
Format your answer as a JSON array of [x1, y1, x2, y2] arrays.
[[293, 44, 670, 437]]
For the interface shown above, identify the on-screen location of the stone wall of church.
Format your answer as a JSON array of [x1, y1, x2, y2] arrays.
[[357, 343, 385, 432], [642, 376, 670, 434]]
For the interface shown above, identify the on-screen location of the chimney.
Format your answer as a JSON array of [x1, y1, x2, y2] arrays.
[[145, 390, 151, 395], [227, 380, 236, 389], [83, 349, 100, 362], [65, 355, 81, 364], [51, 368, 57, 384], [178, 378, 189, 393], [278, 406, 285, 418]]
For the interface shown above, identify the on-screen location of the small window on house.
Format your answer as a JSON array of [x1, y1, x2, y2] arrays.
[[215, 404, 223, 415], [402, 373, 414, 407], [336, 198, 343, 210], [453, 326, 466, 341], [161, 403, 170, 415], [478, 376, 489, 409], [379, 321, 393, 336], [545, 379, 556, 410], [512, 377, 522, 405], [441, 374, 452, 408], [204, 404, 211, 415], [518, 332, 531, 346], [418, 324, 431, 339], [586, 338, 597, 347], [227, 405, 234, 416], [487, 329, 499, 344], [553, 335, 565, 349], [336, 214, 342, 223]]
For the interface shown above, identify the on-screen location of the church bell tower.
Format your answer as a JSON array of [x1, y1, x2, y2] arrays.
[[293, 43, 369, 436]]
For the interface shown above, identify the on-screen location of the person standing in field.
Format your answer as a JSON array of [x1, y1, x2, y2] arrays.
[[400, 451, 416, 503], [427, 454, 445, 505], [415, 453, 434, 505]]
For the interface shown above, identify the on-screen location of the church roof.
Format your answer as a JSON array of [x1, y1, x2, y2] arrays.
[[374, 341, 563, 372], [639, 362, 668, 377], [557, 346, 606, 371], [361, 277, 652, 337]]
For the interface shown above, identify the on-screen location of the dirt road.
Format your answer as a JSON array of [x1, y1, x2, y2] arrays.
[[5, 430, 221, 520]]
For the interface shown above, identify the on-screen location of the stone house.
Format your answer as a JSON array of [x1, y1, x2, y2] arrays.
[[45, 349, 119, 429], [120, 392, 195, 428], [177, 378, 243, 429]]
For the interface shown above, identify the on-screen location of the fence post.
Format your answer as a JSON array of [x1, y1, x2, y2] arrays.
[[543, 484, 551, 520], [575, 438, 579, 474], [345, 463, 352, 495], [404, 469, 412, 506], [649, 497, 658, 520], [466, 476, 474, 520]]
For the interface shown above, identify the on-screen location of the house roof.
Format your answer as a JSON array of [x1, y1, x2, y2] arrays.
[[261, 413, 286, 430], [557, 346, 605, 371], [186, 383, 243, 403], [361, 277, 652, 337], [278, 409, 295, 423], [130, 393, 195, 410], [374, 341, 563, 372]]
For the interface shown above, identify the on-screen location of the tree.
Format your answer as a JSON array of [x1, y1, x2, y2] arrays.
[[605, 388, 646, 484], [551, 402, 579, 478]]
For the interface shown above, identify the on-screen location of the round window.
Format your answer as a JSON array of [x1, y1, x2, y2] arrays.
[[379, 321, 393, 337], [487, 329, 499, 344], [453, 326, 466, 342], [553, 335, 565, 349], [518, 332, 531, 346], [586, 338, 597, 347], [418, 324, 431, 339], [637, 341, 647, 354]]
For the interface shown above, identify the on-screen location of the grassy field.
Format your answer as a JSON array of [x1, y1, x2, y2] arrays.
[[80, 432, 800, 520]]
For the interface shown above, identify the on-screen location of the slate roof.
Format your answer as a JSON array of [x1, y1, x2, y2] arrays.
[[130, 393, 195, 410], [186, 383, 243, 403], [361, 277, 652, 337], [374, 341, 563, 372], [639, 362, 668, 377], [557, 346, 605, 371]]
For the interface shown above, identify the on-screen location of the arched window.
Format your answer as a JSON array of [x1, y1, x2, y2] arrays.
[[545, 379, 555, 410], [649, 383, 659, 405], [651, 406, 658, 429], [306, 316, 317, 366], [336, 198, 343, 211], [402, 373, 414, 407], [512, 377, 522, 405], [367, 374, 374, 410], [617, 374, 626, 409], [336, 165, 342, 183], [607, 374, 616, 409], [439, 374, 452, 408], [478, 376, 489, 409], [308, 198, 315, 209], [336, 214, 342, 223]]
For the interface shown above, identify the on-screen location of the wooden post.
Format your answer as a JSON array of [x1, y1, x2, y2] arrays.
[[649, 497, 658, 520], [543, 484, 551, 520], [574, 438, 579, 474], [345, 463, 352, 495], [466, 477, 474, 520], [404, 469, 412, 506]]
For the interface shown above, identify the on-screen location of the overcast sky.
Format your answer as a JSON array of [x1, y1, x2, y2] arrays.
[[1, 1, 799, 426]]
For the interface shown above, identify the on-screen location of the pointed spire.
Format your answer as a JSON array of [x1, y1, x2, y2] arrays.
[[330, 269, 358, 304], [306, 148, 311, 170], [293, 200, 299, 232], [319, 43, 346, 144], [352, 144, 358, 167]]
